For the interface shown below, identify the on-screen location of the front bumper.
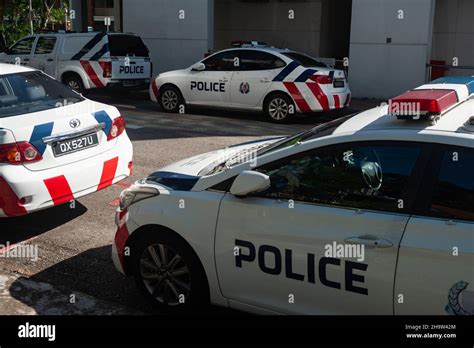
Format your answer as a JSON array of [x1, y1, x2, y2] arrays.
[[0, 135, 133, 218]]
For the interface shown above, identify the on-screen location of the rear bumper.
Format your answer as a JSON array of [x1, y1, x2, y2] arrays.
[[0, 134, 133, 218], [106, 79, 150, 90]]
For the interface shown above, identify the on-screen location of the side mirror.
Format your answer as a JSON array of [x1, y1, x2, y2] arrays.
[[230, 171, 270, 197], [191, 62, 205, 71]]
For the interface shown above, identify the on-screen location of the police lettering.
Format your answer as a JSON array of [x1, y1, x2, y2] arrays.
[[119, 65, 144, 74], [235, 239, 368, 295], [190, 81, 225, 92]]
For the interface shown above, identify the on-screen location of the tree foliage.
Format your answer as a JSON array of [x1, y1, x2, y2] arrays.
[[1, 0, 68, 46]]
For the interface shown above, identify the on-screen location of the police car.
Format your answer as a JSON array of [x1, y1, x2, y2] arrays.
[[114, 76, 473, 315], [149, 45, 351, 123], [0, 63, 133, 217], [0, 32, 152, 93]]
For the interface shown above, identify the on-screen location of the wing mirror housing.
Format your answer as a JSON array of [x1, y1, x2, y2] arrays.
[[191, 62, 205, 71], [230, 171, 270, 197]]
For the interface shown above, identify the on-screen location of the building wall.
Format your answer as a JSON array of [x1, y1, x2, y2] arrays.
[[431, 0, 474, 76], [214, 0, 323, 57], [349, 0, 436, 99], [122, 0, 214, 74]]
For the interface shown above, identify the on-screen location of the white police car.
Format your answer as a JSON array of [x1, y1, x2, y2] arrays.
[[0, 63, 133, 217], [115, 76, 473, 315], [149, 46, 351, 123]]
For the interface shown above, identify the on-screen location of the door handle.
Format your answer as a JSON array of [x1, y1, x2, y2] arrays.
[[47, 58, 54, 62], [260, 78, 271, 83], [344, 236, 393, 249], [220, 78, 229, 83]]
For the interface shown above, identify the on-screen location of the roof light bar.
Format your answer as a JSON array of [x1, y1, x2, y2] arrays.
[[389, 76, 474, 120]]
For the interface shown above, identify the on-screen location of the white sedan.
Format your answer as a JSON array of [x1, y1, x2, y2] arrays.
[[114, 77, 473, 314], [0, 64, 133, 217], [149, 46, 351, 123]]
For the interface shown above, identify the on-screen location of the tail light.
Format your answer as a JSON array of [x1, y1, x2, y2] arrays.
[[0, 142, 42, 165], [99, 61, 112, 78], [107, 116, 126, 141], [310, 75, 333, 84]]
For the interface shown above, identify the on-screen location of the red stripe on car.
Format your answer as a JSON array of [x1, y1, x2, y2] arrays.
[[44, 175, 75, 205], [306, 82, 329, 110], [333, 95, 340, 109], [283, 82, 311, 113], [80, 60, 104, 88], [151, 80, 159, 100], [98, 157, 119, 191], [0, 177, 27, 217], [115, 210, 129, 267]]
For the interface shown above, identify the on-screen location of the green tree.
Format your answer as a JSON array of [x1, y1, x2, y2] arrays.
[[1, 0, 67, 46]]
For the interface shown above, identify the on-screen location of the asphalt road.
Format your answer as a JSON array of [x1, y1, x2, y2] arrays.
[[0, 91, 361, 315]]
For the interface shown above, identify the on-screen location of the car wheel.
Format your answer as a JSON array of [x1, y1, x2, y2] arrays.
[[264, 93, 295, 123], [63, 74, 84, 94], [159, 86, 183, 113], [131, 231, 209, 313]]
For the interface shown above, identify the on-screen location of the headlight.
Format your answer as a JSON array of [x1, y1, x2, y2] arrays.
[[119, 185, 160, 210]]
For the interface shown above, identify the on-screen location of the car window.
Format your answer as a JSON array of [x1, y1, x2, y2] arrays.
[[256, 142, 421, 213], [10, 37, 35, 55], [202, 51, 238, 71], [238, 50, 286, 71], [0, 71, 84, 118], [34, 36, 57, 55], [428, 147, 474, 222], [108, 35, 149, 57], [282, 52, 327, 68]]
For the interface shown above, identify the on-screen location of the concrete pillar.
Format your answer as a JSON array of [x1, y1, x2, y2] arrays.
[[348, 0, 436, 99]]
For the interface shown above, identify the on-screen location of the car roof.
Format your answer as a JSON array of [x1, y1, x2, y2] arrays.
[[0, 63, 36, 75], [219, 47, 293, 55], [333, 96, 474, 138]]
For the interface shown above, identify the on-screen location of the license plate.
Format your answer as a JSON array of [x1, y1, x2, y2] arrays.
[[52, 133, 99, 157], [334, 79, 345, 88]]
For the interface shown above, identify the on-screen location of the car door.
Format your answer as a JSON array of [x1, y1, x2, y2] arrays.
[[30, 35, 58, 77], [395, 144, 474, 315], [1, 36, 36, 66], [230, 50, 286, 108], [215, 141, 427, 314], [185, 51, 234, 106]]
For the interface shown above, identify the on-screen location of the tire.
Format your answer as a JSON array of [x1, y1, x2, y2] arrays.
[[130, 230, 209, 313], [263, 93, 294, 123], [62, 73, 85, 94], [159, 85, 184, 113]]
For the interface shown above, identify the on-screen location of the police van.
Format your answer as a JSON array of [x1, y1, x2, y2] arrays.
[[115, 76, 473, 315], [0, 32, 152, 93]]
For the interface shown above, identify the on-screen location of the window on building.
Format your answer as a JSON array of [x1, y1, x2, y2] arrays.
[[95, 0, 114, 8], [429, 147, 474, 222]]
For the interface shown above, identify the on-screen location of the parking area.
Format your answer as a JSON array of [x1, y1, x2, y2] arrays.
[[0, 91, 376, 315]]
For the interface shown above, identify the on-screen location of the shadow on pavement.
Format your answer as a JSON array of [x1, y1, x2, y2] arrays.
[[0, 203, 87, 245], [9, 245, 241, 316]]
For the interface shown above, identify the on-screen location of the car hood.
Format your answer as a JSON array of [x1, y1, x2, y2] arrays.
[[147, 136, 283, 182]]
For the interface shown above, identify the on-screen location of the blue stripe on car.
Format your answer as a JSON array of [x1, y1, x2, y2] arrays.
[[430, 76, 474, 95], [90, 43, 109, 61], [93, 111, 112, 135], [30, 122, 54, 155], [295, 69, 318, 82], [71, 33, 107, 61], [273, 61, 300, 82]]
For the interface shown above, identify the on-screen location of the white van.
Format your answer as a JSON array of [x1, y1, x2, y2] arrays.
[[0, 32, 152, 93]]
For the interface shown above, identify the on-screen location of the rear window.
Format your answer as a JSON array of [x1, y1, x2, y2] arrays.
[[0, 71, 84, 118], [108, 35, 149, 57], [282, 52, 327, 68]]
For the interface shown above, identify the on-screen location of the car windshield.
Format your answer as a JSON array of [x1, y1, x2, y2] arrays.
[[282, 52, 328, 68], [206, 114, 356, 175], [0, 71, 84, 118]]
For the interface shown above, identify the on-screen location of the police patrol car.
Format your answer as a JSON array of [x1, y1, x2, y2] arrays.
[[149, 45, 351, 123], [0, 32, 151, 93], [114, 76, 473, 315], [0, 63, 133, 217]]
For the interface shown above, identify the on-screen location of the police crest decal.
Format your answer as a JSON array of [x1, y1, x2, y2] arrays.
[[239, 82, 250, 94]]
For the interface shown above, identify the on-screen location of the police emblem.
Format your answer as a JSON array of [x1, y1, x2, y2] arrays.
[[445, 281, 473, 315], [239, 82, 250, 94]]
